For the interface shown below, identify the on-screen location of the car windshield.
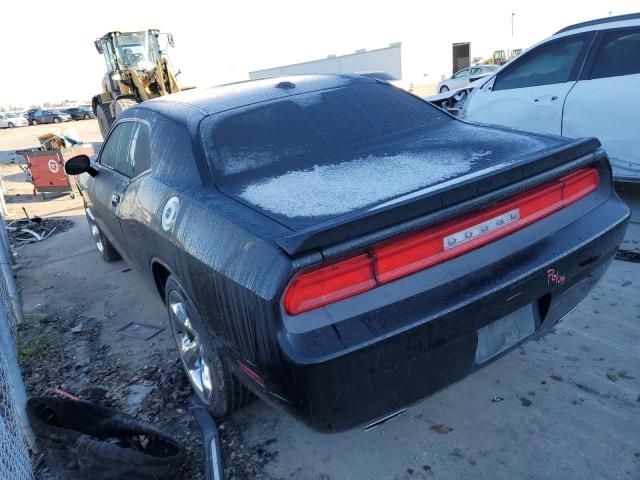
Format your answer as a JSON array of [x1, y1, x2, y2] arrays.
[[202, 84, 452, 178], [114, 32, 159, 70]]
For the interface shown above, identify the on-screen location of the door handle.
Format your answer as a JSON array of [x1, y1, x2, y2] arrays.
[[111, 193, 121, 207], [534, 95, 558, 103]]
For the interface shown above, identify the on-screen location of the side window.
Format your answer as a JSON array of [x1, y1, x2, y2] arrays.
[[129, 123, 151, 178], [469, 67, 481, 75], [590, 29, 640, 79], [493, 35, 588, 91], [99, 122, 136, 174], [453, 68, 469, 79]]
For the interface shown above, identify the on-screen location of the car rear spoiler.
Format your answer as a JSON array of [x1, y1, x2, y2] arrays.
[[276, 136, 602, 256]]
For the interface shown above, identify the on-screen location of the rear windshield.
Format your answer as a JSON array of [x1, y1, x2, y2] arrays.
[[202, 84, 451, 178]]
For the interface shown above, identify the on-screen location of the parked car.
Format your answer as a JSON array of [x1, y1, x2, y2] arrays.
[[64, 74, 629, 432], [26, 109, 72, 125], [437, 65, 500, 93], [64, 106, 95, 120], [464, 13, 640, 182], [0, 112, 28, 128]]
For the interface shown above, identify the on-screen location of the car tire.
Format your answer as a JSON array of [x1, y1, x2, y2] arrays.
[[164, 275, 253, 418], [31, 119, 38, 126], [85, 209, 121, 262], [96, 103, 115, 138], [53, 117, 60, 123], [439, 85, 449, 93], [83, 114, 89, 120], [8, 122, 14, 128]]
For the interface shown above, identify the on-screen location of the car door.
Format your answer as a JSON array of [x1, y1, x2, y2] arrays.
[[114, 121, 153, 269], [466, 32, 594, 135], [563, 26, 640, 182], [87, 121, 138, 257]]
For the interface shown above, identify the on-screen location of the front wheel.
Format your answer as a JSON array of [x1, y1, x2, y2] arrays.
[[8, 122, 14, 128], [83, 114, 89, 120], [165, 276, 252, 418], [439, 85, 449, 93], [85, 209, 120, 262], [53, 117, 60, 123], [31, 119, 38, 126]]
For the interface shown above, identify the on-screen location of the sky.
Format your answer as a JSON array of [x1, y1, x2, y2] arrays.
[[1, 0, 638, 108]]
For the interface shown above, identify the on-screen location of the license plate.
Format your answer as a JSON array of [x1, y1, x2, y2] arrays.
[[474, 304, 536, 365]]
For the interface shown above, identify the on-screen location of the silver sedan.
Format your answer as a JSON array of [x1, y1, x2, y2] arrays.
[[437, 64, 501, 93]]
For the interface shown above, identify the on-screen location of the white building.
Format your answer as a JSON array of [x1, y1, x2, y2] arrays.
[[249, 43, 403, 80]]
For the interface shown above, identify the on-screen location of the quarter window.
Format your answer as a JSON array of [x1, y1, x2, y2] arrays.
[[590, 29, 640, 79], [130, 123, 151, 177], [493, 35, 588, 91]]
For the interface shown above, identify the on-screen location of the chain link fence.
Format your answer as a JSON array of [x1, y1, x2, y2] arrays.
[[0, 210, 34, 480]]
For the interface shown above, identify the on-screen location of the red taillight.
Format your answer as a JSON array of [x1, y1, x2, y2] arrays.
[[284, 254, 376, 315], [284, 167, 600, 315]]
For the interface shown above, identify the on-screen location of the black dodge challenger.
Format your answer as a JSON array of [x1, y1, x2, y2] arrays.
[[65, 74, 630, 432]]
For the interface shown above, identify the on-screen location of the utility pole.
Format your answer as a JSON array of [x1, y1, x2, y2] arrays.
[[511, 12, 515, 37]]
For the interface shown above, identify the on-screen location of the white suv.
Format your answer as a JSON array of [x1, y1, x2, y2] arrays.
[[464, 13, 640, 182]]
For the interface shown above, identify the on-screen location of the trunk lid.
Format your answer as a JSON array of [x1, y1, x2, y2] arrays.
[[216, 121, 599, 254]]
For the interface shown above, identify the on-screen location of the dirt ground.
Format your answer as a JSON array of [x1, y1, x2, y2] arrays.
[[1, 122, 639, 480]]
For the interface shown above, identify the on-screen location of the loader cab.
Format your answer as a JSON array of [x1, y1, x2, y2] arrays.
[[96, 30, 163, 74]]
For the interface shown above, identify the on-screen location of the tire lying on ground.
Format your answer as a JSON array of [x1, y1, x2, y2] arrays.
[[27, 397, 186, 480]]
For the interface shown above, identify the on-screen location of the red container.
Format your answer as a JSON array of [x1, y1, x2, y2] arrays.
[[24, 150, 71, 195], [24, 144, 95, 197]]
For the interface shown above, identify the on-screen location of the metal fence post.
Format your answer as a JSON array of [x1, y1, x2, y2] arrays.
[[0, 304, 36, 449], [0, 210, 36, 477], [0, 214, 23, 324], [0, 169, 9, 217]]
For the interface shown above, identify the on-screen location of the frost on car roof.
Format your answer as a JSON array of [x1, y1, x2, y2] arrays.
[[239, 150, 483, 218], [204, 82, 566, 230], [145, 74, 362, 116]]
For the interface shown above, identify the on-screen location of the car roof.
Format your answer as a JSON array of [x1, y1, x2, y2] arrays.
[[140, 74, 377, 120], [554, 12, 640, 35]]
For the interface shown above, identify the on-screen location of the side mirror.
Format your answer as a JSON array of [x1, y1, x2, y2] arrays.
[[94, 40, 104, 55], [167, 34, 175, 48], [65, 155, 98, 177]]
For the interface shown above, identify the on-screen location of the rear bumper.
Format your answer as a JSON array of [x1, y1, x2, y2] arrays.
[[274, 192, 629, 432]]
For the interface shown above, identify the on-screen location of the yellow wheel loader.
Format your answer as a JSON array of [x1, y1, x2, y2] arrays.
[[92, 30, 181, 137]]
